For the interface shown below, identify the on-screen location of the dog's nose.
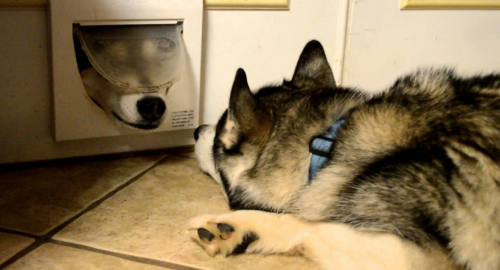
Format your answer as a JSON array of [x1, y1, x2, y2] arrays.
[[194, 125, 208, 141], [136, 97, 166, 122]]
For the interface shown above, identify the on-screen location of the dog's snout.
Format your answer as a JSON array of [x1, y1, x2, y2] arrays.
[[194, 125, 208, 141], [137, 97, 166, 122]]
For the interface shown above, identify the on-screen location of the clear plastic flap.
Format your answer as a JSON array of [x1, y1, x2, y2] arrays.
[[74, 22, 185, 92]]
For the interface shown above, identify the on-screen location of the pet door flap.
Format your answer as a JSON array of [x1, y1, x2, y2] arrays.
[[74, 23, 185, 92]]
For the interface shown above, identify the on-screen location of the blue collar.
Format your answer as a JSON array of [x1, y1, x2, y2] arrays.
[[309, 119, 346, 181]]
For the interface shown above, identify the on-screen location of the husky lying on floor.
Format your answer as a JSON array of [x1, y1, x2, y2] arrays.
[[189, 41, 500, 270]]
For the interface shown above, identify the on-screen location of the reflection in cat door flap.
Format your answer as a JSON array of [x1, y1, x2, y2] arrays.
[[50, 0, 203, 141]]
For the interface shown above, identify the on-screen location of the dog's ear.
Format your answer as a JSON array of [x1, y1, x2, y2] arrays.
[[220, 69, 271, 149], [229, 69, 258, 127], [290, 40, 336, 88]]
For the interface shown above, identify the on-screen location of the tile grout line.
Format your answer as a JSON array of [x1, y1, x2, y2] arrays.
[[0, 239, 45, 269], [0, 228, 38, 239], [0, 155, 170, 270], [44, 155, 171, 239], [49, 240, 204, 270]]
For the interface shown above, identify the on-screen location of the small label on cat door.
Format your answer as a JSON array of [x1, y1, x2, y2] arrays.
[[171, 110, 195, 128]]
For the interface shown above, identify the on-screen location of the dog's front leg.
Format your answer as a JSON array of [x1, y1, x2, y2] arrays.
[[188, 211, 432, 270]]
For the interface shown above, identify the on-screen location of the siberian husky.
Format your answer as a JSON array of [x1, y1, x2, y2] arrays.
[[189, 40, 500, 270]]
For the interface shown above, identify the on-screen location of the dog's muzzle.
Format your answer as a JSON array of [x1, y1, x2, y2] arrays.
[[193, 124, 222, 186], [194, 124, 209, 141]]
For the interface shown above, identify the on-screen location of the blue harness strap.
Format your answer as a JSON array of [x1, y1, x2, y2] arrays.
[[309, 119, 346, 181]]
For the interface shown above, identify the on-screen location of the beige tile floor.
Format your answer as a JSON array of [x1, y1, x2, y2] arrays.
[[0, 152, 316, 270], [0, 233, 34, 265]]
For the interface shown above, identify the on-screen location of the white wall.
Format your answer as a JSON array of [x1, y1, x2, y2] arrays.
[[342, 0, 500, 92], [0, 0, 339, 164]]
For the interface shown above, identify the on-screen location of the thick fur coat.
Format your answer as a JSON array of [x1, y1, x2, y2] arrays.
[[190, 41, 500, 270]]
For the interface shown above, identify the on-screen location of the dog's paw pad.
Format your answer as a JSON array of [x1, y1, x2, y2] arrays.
[[188, 215, 258, 257], [197, 228, 215, 243], [216, 223, 234, 240]]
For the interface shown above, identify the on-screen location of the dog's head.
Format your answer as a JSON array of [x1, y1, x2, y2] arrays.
[[80, 67, 167, 130], [195, 40, 363, 211]]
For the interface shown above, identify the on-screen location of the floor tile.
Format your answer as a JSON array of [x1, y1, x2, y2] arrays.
[[54, 155, 316, 269], [178, 150, 195, 159], [0, 155, 165, 235], [0, 232, 34, 264], [4, 243, 176, 270]]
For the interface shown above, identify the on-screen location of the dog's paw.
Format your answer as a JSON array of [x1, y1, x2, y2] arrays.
[[188, 214, 259, 257]]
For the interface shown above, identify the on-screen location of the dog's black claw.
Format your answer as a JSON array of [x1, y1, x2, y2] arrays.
[[198, 228, 215, 243]]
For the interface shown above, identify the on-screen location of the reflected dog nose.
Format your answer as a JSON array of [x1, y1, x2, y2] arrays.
[[194, 125, 208, 141], [136, 97, 166, 122]]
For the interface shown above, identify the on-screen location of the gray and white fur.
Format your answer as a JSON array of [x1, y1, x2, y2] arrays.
[[190, 40, 500, 270]]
